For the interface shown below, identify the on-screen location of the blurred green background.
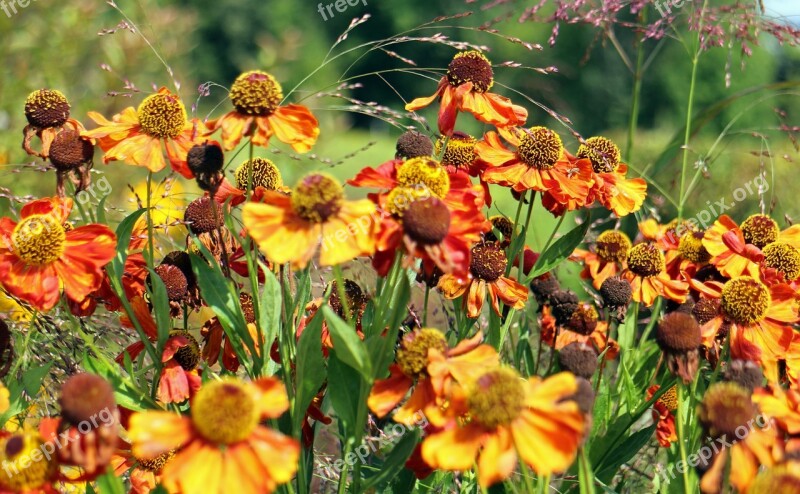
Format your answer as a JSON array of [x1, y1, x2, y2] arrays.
[[0, 0, 799, 251]]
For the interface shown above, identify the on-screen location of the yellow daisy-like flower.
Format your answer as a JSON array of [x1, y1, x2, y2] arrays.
[[242, 172, 378, 269]]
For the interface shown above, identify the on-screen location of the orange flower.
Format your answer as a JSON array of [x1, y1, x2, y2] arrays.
[[242, 173, 377, 269], [118, 297, 202, 404], [348, 156, 489, 277], [554, 313, 619, 361], [620, 243, 689, 306], [128, 377, 299, 494], [571, 230, 632, 290], [572, 137, 647, 217], [83, 87, 203, 178], [0, 196, 116, 312], [405, 50, 527, 136], [697, 382, 783, 494], [691, 276, 798, 382], [110, 441, 171, 494], [205, 70, 319, 152], [438, 242, 529, 318], [368, 329, 498, 426], [476, 126, 593, 209], [420, 369, 584, 487], [703, 214, 800, 278], [646, 385, 677, 448], [213, 157, 288, 207]]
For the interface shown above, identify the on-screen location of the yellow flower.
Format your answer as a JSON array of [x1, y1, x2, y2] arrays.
[[0, 382, 9, 415], [129, 177, 188, 228], [0, 288, 32, 322]]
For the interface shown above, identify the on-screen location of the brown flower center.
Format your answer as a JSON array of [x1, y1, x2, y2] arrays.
[[25, 89, 70, 128], [396, 328, 448, 379], [402, 198, 451, 245], [435, 131, 477, 169], [485, 215, 515, 247], [467, 367, 526, 428], [136, 450, 175, 472], [595, 230, 631, 263], [698, 382, 756, 439], [577, 136, 621, 173], [191, 379, 259, 444], [446, 50, 494, 93], [234, 157, 283, 191], [169, 330, 201, 371], [137, 92, 187, 139], [11, 215, 65, 265], [469, 243, 507, 282], [678, 231, 710, 263], [290, 173, 344, 223], [720, 276, 770, 325], [49, 129, 93, 170], [741, 214, 778, 248], [763, 242, 800, 280], [229, 70, 283, 116], [626, 243, 665, 278], [516, 126, 563, 170]]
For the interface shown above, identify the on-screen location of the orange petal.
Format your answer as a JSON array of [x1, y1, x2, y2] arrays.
[[267, 105, 320, 153], [129, 412, 193, 460], [421, 423, 484, 471], [252, 377, 290, 419]]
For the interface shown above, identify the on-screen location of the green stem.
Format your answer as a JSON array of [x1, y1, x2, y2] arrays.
[[677, 0, 709, 220], [332, 265, 353, 326], [625, 6, 647, 160], [146, 172, 155, 266], [676, 383, 694, 493]]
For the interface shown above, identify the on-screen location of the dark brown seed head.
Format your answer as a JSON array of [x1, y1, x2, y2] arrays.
[[184, 197, 224, 234], [49, 130, 93, 171], [558, 342, 598, 379], [187, 142, 224, 176], [25, 89, 70, 128], [403, 198, 451, 245], [599, 276, 632, 308], [395, 130, 433, 160], [656, 312, 701, 353], [59, 373, 116, 426]]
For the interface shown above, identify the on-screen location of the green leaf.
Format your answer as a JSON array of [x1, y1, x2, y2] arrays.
[[259, 267, 282, 348], [362, 429, 421, 490], [578, 449, 597, 494], [145, 266, 171, 353], [82, 355, 149, 411], [594, 425, 656, 484], [528, 218, 590, 279], [327, 353, 363, 433], [293, 313, 327, 437], [94, 466, 126, 494], [189, 253, 255, 373], [22, 362, 53, 396], [322, 306, 372, 380], [109, 209, 146, 281]]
